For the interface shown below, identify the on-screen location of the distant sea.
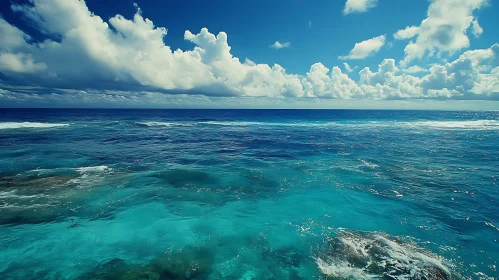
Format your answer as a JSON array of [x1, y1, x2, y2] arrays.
[[0, 109, 497, 279]]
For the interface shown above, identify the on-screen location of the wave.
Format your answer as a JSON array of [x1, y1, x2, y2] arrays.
[[137, 120, 331, 128], [199, 121, 336, 127], [68, 166, 113, 188], [358, 159, 378, 169], [139, 119, 499, 130], [75, 166, 110, 173], [2, 120, 497, 131], [402, 120, 499, 130], [324, 120, 499, 130], [0, 122, 69, 130], [200, 120, 499, 130], [485, 221, 499, 231], [27, 165, 110, 174], [136, 122, 194, 127], [317, 230, 452, 280], [0, 190, 48, 199], [201, 121, 270, 126]]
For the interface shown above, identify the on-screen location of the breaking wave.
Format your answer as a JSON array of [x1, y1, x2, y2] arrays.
[[146, 120, 499, 130], [0, 190, 49, 199], [316, 231, 453, 280], [74, 166, 110, 173], [0, 122, 69, 130], [67, 166, 113, 188], [402, 120, 499, 130], [131, 120, 499, 131], [136, 122, 194, 127]]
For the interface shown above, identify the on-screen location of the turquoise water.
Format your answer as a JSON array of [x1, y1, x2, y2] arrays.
[[0, 109, 497, 279]]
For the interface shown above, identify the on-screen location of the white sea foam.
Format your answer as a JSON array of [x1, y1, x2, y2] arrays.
[[317, 258, 373, 280], [392, 190, 404, 197], [403, 120, 499, 130], [359, 159, 378, 169], [0, 190, 48, 199], [328, 120, 499, 130], [69, 166, 112, 188], [186, 120, 499, 130], [317, 231, 451, 279], [137, 122, 193, 127], [0, 122, 69, 130], [0, 203, 53, 210], [485, 221, 499, 231], [200, 121, 336, 127], [201, 121, 273, 126], [75, 166, 110, 173], [138, 122, 174, 127]]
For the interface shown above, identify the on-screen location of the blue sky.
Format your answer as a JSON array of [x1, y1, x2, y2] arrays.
[[0, 0, 498, 109]]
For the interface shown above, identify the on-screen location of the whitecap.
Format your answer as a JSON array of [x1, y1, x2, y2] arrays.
[[359, 159, 378, 169], [200, 121, 337, 127], [0, 122, 69, 130], [317, 258, 373, 280], [137, 122, 175, 127], [317, 231, 452, 279], [392, 190, 404, 197], [401, 120, 499, 130], [201, 121, 269, 126], [137, 121, 193, 127], [0, 203, 53, 210], [68, 166, 112, 188], [75, 166, 110, 173], [320, 120, 499, 130], [484, 221, 499, 231], [0, 190, 48, 199]]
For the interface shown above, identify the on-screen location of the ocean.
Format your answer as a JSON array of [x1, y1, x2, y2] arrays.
[[0, 109, 497, 279]]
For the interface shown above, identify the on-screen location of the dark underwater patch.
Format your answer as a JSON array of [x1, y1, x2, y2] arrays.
[[240, 170, 280, 193], [150, 169, 218, 188], [0, 174, 81, 226], [78, 246, 214, 280]]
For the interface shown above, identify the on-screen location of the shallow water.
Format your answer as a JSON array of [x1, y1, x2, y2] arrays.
[[0, 109, 497, 279]]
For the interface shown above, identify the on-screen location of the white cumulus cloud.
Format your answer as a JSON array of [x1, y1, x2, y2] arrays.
[[471, 18, 483, 38], [343, 63, 354, 72], [0, 0, 497, 103], [343, 0, 378, 15], [339, 35, 386, 60], [398, 0, 488, 66], [403, 65, 429, 74], [394, 26, 420, 40], [270, 41, 291, 49]]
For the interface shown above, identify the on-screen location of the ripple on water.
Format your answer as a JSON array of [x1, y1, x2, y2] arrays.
[[149, 169, 219, 188]]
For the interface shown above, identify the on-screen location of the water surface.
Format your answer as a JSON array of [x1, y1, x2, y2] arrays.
[[0, 109, 497, 279]]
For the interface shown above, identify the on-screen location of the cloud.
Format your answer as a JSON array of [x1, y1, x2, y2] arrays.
[[420, 44, 499, 99], [343, 63, 354, 72], [339, 35, 386, 60], [397, 0, 488, 66], [304, 43, 499, 100], [471, 18, 483, 38], [394, 26, 420, 40], [403, 65, 428, 74], [1, 0, 304, 97], [0, 18, 31, 51], [2, 86, 496, 110], [270, 41, 291, 49], [343, 0, 378, 15], [0, 18, 47, 73], [0, 0, 497, 104]]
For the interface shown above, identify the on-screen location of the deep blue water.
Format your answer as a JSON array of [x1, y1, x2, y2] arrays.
[[0, 109, 497, 279]]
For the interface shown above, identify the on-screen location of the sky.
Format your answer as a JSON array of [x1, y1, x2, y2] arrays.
[[0, 0, 498, 109]]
